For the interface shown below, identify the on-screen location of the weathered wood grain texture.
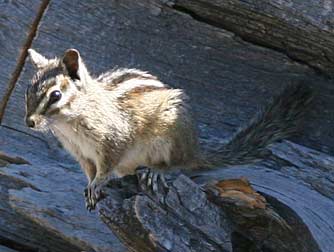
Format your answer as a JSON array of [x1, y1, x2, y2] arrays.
[[0, 245, 21, 252], [0, 0, 41, 127], [0, 1, 72, 251], [172, 0, 334, 76], [100, 175, 233, 252], [0, 0, 40, 101], [192, 140, 334, 252], [0, 0, 49, 122], [98, 140, 333, 252], [0, 126, 125, 252], [3, 0, 334, 155], [1, 0, 334, 251], [0, 151, 30, 165]]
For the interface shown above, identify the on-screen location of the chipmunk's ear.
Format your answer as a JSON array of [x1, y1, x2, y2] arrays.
[[62, 49, 91, 88], [28, 49, 49, 69], [62, 49, 81, 80]]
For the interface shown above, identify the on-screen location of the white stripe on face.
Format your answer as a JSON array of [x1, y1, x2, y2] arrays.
[[35, 94, 50, 114], [34, 77, 60, 115]]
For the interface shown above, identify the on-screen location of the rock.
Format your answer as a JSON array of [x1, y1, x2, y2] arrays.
[[0, 245, 20, 252], [0, 0, 334, 251], [172, 0, 334, 76], [99, 175, 233, 252], [0, 0, 42, 122], [2, 1, 334, 155], [191, 141, 334, 252], [0, 151, 30, 165], [98, 167, 320, 252], [0, 126, 125, 252], [97, 140, 333, 251]]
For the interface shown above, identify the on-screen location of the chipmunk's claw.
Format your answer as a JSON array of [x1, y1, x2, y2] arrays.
[[136, 166, 169, 194], [84, 187, 93, 212], [84, 178, 105, 212], [84, 184, 96, 211]]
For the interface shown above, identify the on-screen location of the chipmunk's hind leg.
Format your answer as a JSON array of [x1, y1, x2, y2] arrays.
[[136, 166, 169, 194]]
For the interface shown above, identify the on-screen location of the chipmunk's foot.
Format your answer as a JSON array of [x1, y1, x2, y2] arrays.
[[84, 187, 94, 211], [85, 178, 105, 212], [85, 183, 97, 211], [136, 166, 169, 194]]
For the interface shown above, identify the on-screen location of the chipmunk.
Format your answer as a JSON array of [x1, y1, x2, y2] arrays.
[[25, 48, 312, 211]]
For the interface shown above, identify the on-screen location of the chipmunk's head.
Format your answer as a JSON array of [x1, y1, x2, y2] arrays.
[[25, 48, 91, 130]]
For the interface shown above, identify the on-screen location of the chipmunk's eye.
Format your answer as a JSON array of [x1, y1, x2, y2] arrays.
[[49, 90, 62, 104]]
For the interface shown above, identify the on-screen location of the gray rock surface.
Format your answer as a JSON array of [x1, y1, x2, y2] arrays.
[[3, 0, 334, 155], [0, 0, 334, 251], [99, 145, 327, 252], [0, 245, 20, 252], [0, 126, 124, 252], [192, 141, 334, 252], [172, 0, 334, 75], [0, 0, 40, 101]]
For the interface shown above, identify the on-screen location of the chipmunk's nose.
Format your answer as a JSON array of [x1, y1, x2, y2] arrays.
[[26, 117, 35, 128]]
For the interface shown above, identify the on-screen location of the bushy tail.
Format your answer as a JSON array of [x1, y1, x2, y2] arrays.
[[207, 82, 313, 167]]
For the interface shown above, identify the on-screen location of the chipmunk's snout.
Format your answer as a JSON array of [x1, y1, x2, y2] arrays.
[[24, 114, 48, 131], [25, 117, 35, 128]]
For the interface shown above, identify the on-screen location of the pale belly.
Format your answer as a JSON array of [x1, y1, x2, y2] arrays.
[[114, 137, 172, 176]]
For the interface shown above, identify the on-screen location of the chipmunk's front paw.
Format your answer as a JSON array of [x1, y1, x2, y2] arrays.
[[136, 166, 169, 194], [85, 184, 97, 211], [85, 178, 104, 212], [84, 187, 94, 211]]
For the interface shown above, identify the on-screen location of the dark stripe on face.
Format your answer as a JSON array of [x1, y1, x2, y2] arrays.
[[40, 98, 53, 115], [37, 91, 48, 111], [27, 66, 63, 116], [30, 79, 54, 115], [40, 89, 61, 115], [32, 66, 63, 88]]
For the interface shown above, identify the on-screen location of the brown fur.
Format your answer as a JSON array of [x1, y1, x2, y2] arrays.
[[60, 78, 69, 91], [25, 49, 312, 210]]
